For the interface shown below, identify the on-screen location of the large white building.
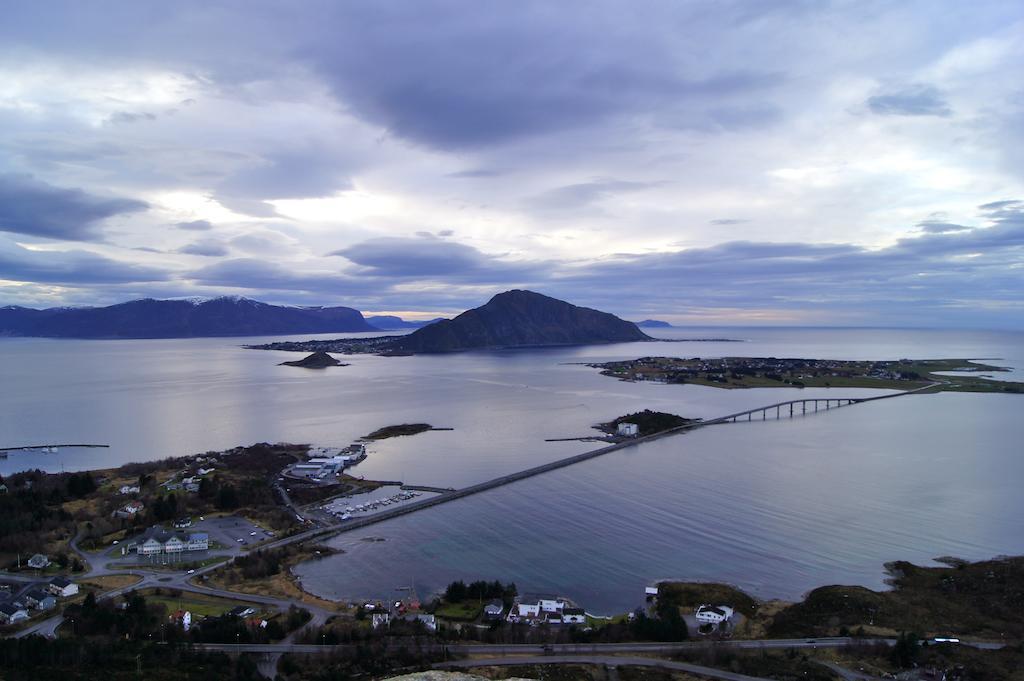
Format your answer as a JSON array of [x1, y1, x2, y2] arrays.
[[616, 422, 639, 437], [126, 526, 209, 556]]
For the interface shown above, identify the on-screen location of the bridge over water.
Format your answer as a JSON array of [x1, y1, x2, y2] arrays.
[[269, 384, 936, 549], [698, 383, 935, 425]]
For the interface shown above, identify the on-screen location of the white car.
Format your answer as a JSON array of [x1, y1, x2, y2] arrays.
[[249, 531, 257, 536], [237, 538, 244, 543], [187, 569, 195, 574]]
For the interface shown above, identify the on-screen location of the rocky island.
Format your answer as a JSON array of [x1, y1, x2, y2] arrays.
[[247, 290, 653, 355], [278, 351, 348, 369], [393, 289, 652, 352], [363, 423, 440, 439]]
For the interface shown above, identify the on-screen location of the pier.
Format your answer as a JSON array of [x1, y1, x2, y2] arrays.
[[268, 384, 935, 550]]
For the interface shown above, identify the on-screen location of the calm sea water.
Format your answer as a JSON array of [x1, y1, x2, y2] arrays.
[[2, 327, 1022, 611]]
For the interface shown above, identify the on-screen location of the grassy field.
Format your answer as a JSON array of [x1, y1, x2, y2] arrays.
[[112, 555, 229, 572], [434, 600, 483, 621], [207, 571, 341, 611], [655, 582, 759, 617], [139, 589, 265, 618], [205, 544, 343, 612], [79, 574, 143, 591]]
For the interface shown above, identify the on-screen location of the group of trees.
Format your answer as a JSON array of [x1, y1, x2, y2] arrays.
[[64, 591, 163, 640], [606, 410, 694, 436], [0, 635, 262, 681], [442, 579, 517, 604], [0, 471, 76, 562], [231, 546, 292, 580]]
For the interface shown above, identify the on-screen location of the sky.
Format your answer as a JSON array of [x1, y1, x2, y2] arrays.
[[1, 1, 1022, 327]]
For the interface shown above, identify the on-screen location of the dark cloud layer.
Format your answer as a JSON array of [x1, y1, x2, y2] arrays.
[[330, 236, 545, 283], [175, 220, 213, 231], [178, 240, 229, 257], [0, 173, 148, 241], [867, 84, 952, 117], [306, 4, 783, 149], [0, 237, 167, 285]]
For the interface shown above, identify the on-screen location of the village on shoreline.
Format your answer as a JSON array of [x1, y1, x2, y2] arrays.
[[2, 428, 1022, 679], [3, 348, 1023, 681]]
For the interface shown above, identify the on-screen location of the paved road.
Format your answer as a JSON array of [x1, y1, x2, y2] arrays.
[[185, 636, 888, 655], [184, 635, 1007, 656], [437, 654, 774, 681]]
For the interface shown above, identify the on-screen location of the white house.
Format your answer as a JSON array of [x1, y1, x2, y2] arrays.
[[27, 554, 50, 569], [114, 500, 145, 518], [695, 604, 734, 625], [483, 599, 504, 619], [119, 485, 140, 495], [511, 602, 539, 619], [616, 422, 639, 437], [48, 577, 78, 598], [538, 597, 565, 613], [170, 610, 192, 631], [0, 603, 29, 624], [562, 607, 586, 624], [371, 612, 391, 629]]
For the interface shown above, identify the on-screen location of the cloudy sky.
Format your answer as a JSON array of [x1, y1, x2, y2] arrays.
[[1, 1, 1022, 327]]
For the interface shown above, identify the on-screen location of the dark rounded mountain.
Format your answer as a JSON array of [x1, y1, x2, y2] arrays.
[[395, 290, 651, 353], [0, 297, 375, 338]]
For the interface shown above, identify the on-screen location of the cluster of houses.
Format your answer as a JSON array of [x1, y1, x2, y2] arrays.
[[0, 577, 79, 625], [364, 595, 438, 632], [168, 604, 266, 633], [505, 595, 586, 626], [122, 525, 209, 556], [370, 610, 437, 631]]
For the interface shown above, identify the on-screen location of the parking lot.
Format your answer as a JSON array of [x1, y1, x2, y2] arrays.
[[201, 515, 275, 548]]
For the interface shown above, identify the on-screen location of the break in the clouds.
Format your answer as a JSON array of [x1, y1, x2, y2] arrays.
[[0, 1, 1022, 327]]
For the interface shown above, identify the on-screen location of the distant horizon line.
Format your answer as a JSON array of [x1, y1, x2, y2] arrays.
[[2, 295, 1021, 333]]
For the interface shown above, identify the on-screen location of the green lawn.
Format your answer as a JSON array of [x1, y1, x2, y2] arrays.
[[141, 590, 266, 619], [434, 601, 483, 621]]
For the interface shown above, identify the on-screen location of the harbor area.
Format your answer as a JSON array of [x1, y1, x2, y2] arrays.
[[283, 444, 367, 483], [319, 485, 439, 521]]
